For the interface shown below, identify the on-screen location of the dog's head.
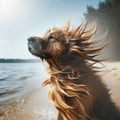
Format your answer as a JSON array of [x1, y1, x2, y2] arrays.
[[28, 28, 67, 60], [28, 22, 105, 68]]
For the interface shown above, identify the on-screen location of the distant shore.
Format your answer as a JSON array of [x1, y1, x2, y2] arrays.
[[0, 59, 40, 63]]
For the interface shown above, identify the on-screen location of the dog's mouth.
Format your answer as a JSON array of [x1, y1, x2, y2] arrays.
[[28, 37, 51, 59], [28, 44, 37, 55]]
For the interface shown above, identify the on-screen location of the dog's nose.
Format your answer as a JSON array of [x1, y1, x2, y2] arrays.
[[27, 37, 36, 43]]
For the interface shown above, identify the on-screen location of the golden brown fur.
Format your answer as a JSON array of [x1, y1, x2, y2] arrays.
[[42, 22, 105, 120], [28, 21, 120, 120]]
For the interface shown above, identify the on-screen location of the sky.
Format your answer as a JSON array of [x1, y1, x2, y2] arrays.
[[0, 0, 105, 59]]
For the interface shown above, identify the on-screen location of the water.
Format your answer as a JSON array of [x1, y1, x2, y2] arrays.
[[0, 63, 56, 120], [0, 63, 40, 103]]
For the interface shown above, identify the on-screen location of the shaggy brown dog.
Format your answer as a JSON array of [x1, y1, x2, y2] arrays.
[[28, 22, 120, 120]]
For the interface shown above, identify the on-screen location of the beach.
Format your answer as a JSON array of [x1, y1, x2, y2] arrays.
[[0, 62, 120, 120], [102, 62, 120, 106]]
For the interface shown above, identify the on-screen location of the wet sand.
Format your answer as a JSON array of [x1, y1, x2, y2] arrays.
[[0, 62, 120, 120], [102, 62, 120, 106], [0, 87, 56, 120]]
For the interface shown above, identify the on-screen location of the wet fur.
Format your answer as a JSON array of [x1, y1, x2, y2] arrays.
[[28, 22, 120, 120]]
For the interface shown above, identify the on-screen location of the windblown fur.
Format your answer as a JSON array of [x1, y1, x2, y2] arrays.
[[28, 21, 120, 120]]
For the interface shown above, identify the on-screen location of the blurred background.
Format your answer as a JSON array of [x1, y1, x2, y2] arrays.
[[0, 0, 120, 120], [85, 0, 120, 61], [0, 0, 120, 61]]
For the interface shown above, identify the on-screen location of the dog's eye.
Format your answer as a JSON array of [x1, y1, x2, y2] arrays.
[[48, 36, 55, 42]]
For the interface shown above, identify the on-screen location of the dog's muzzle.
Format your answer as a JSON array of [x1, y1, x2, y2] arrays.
[[27, 37, 51, 59]]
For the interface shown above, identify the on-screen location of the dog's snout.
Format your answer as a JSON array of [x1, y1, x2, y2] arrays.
[[27, 37, 36, 43]]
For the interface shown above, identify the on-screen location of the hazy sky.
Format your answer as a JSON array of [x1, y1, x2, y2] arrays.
[[0, 0, 104, 59]]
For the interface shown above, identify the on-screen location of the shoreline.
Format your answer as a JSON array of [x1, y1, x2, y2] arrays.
[[0, 62, 120, 120], [0, 87, 56, 120]]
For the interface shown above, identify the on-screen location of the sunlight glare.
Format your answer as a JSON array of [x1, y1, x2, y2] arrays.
[[0, 0, 20, 18]]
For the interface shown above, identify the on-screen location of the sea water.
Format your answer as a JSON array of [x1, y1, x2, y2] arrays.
[[0, 63, 55, 120]]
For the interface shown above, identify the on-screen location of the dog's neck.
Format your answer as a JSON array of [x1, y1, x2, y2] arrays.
[[47, 54, 96, 79]]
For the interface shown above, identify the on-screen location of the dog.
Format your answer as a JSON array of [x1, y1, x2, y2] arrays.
[[28, 22, 120, 120]]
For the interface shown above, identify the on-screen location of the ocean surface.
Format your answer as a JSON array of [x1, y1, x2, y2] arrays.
[[0, 63, 48, 111], [0, 62, 55, 120]]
